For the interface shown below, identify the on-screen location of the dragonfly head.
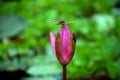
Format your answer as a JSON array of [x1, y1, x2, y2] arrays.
[[57, 20, 65, 26]]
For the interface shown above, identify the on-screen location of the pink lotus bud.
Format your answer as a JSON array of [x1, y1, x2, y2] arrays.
[[50, 25, 76, 66]]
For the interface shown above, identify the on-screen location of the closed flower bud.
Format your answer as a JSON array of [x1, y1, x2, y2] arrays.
[[50, 25, 76, 66]]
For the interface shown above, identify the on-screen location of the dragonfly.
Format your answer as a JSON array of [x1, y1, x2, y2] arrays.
[[47, 19, 80, 26]]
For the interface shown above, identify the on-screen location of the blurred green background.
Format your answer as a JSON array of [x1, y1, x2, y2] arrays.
[[0, 0, 120, 80]]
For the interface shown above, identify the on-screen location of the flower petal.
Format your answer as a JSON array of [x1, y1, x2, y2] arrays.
[[55, 33, 65, 65], [66, 33, 76, 64], [60, 26, 70, 61], [50, 32, 56, 54]]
